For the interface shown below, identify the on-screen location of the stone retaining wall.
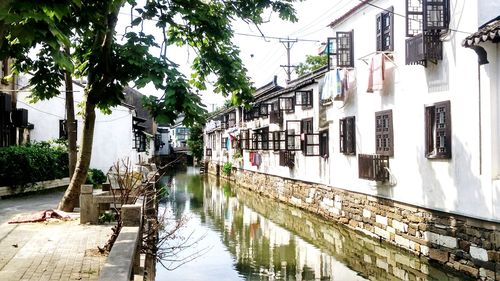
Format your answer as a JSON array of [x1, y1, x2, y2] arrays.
[[0, 177, 70, 197], [207, 162, 500, 280]]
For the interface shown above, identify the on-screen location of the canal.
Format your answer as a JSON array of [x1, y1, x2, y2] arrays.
[[156, 168, 470, 281]]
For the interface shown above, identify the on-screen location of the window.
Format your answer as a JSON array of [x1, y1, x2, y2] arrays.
[[376, 7, 394, 51], [259, 104, 269, 117], [205, 148, 212, 157], [59, 119, 77, 140], [339, 116, 356, 155], [254, 127, 270, 150], [221, 137, 228, 149], [375, 110, 393, 156], [405, 0, 448, 66], [336, 31, 354, 68], [304, 134, 320, 156], [228, 111, 236, 128], [231, 135, 240, 149], [301, 118, 313, 153], [270, 101, 282, 125], [240, 129, 250, 150], [252, 105, 261, 119], [295, 90, 313, 108], [273, 131, 285, 151], [244, 108, 253, 121], [425, 100, 451, 159], [133, 132, 147, 152], [319, 130, 329, 157], [279, 96, 295, 113], [286, 120, 301, 151]]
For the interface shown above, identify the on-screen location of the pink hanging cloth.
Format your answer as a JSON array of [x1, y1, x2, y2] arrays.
[[367, 53, 385, 93]]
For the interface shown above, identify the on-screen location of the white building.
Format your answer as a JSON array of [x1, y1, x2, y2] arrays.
[[17, 80, 154, 172], [204, 1, 500, 277]]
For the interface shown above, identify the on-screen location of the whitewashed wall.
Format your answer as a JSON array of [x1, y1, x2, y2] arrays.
[[17, 82, 145, 173], [205, 0, 500, 222]]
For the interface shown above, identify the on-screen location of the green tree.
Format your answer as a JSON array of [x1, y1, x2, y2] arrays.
[[295, 54, 328, 76], [186, 121, 205, 163], [0, 0, 299, 211]]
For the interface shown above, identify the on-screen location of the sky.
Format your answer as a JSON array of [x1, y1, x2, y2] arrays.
[[116, 0, 355, 111]]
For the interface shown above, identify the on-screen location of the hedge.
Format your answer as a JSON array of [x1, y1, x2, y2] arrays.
[[0, 142, 68, 187]]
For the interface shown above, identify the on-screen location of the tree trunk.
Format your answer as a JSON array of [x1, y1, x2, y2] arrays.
[[58, 97, 96, 212], [64, 46, 77, 178]]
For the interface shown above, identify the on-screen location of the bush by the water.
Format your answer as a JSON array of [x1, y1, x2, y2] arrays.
[[86, 168, 107, 187], [0, 142, 68, 187]]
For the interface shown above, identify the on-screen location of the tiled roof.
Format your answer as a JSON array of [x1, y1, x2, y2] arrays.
[[328, 0, 372, 29], [462, 17, 500, 47]]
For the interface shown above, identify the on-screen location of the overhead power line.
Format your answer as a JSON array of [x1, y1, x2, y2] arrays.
[[234, 32, 320, 42]]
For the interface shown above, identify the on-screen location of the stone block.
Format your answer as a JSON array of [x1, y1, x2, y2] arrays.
[[376, 215, 388, 226], [470, 246, 488, 261], [459, 263, 479, 278], [459, 240, 471, 251], [387, 226, 396, 234], [395, 235, 411, 249], [429, 248, 449, 263], [392, 220, 408, 233], [375, 226, 390, 240], [121, 205, 142, 227], [488, 250, 500, 262], [424, 231, 457, 248]]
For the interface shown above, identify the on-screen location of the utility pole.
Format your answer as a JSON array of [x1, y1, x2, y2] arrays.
[[279, 37, 298, 82]]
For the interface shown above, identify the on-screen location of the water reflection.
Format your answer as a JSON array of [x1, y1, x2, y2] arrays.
[[157, 169, 469, 281]]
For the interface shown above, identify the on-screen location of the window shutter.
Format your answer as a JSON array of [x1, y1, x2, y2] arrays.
[[375, 110, 393, 156], [339, 118, 345, 153], [336, 31, 354, 68], [319, 130, 329, 157], [346, 117, 356, 155], [435, 101, 451, 158], [327, 37, 337, 71], [376, 13, 383, 51]]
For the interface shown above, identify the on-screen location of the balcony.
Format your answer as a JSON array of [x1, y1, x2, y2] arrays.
[[358, 154, 389, 182], [405, 33, 442, 66]]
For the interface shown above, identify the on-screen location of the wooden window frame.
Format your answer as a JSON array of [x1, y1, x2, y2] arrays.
[[273, 130, 285, 151], [228, 111, 236, 128], [327, 37, 337, 71], [425, 100, 451, 159], [259, 103, 269, 117], [304, 133, 320, 156], [252, 105, 261, 119], [240, 129, 250, 150], [221, 137, 228, 149], [295, 90, 313, 108], [336, 31, 354, 68], [279, 151, 295, 168], [375, 110, 394, 157], [279, 96, 295, 113], [406, 0, 449, 36], [358, 154, 390, 181], [339, 116, 356, 155], [286, 120, 301, 151], [376, 6, 394, 51], [300, 118, 313, 153], [205, 148, 212, 157], [319, 130, 329, 158]]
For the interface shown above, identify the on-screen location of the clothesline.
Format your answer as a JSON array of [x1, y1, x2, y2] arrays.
[[358, 51, 397, 67]]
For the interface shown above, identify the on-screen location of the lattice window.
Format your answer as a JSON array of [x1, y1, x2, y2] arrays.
[[339, 116, 356, 155], [286, 120, 301, 151], [375, 110, 393, 156], [279, 96, 295, 113], [425, 100, 451, 159], [406, 0, 423, 36], [376, 7, 394, 51], [336, 31, 354, 68], [406, 0, 449, 36], [295, 90, 313, 108]]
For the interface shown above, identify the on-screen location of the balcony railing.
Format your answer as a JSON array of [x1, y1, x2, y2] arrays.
[[405, 33, 442, 66], [358, 154, 389, 182]]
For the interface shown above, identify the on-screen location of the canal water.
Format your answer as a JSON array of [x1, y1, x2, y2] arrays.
[[156, 168, 470, 281]]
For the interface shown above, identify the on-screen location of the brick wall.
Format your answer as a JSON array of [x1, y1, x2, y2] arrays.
[[206, 163, 500, 280]]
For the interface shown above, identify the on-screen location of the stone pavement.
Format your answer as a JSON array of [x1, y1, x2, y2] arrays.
[[0, 217, 113, 281]]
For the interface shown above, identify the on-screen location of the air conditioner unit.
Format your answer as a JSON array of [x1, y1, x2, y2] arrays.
[[12, 108, 28, 128], [0, 92, 12, 112]]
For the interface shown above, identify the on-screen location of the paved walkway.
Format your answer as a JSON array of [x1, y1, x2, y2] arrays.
[[0, 192, 113, 281]]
